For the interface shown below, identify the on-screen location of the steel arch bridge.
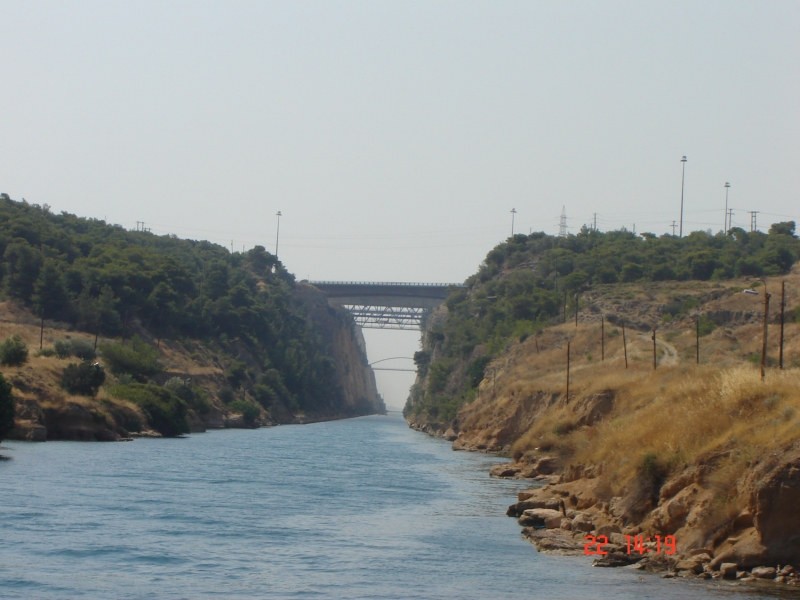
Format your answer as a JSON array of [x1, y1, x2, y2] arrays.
[[309, 281, 464, 330]]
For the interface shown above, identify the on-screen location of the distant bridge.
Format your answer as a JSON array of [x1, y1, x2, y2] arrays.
[[310, 281, 464, 330]]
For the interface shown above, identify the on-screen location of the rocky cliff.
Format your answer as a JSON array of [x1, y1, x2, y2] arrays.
[[295, 283, 384, 417], [4, 286, 383, 443]]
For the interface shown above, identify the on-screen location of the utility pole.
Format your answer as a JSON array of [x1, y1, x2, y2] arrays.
[[593, 213, 597, 231], [671, 221, 677, 236], [679, 156, 687, 237], [511, 208, 517, 236], [566, 341, 571, 401], [652, 329, 657, 370], [779, 281, 785, 369], [724, 182, 730, 233], [749, 211, 759, 233], [696, 317, 700, 364], [761, 287, 770, 380], [559, 206, 567, 237], [275, 211, 282, 258], [601, 316, 604, 361], [622, 321, 628, 369], [727, 208, 734, 232]]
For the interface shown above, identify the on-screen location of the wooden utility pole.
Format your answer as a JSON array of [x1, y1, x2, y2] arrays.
[[652, 329, 657, 370], [779, 281, 785, 370], [601, 316, 604, 360], [622, 321, 628, 369], [566, 341, 571, 401], [696, 317, 700, 364], [761, 289, 771, 380]]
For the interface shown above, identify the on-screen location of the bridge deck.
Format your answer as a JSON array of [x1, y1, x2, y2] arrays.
[[308, 281, 464, 330]]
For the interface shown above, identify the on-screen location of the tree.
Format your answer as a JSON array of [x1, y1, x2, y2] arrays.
[[3, 242, 43, 301], [32, 258, 71, 321], [769, 221, 796, 237], [0, 373, 15, 442], [60, 362, 105, 396]]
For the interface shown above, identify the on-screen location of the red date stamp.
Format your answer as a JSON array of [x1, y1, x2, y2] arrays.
[[584, 534, 676, 555]]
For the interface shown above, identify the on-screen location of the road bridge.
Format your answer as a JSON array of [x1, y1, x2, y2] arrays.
[[309, 281, 464, 330]]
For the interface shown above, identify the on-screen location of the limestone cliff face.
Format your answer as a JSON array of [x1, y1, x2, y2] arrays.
[[295, 284, 384, 416]]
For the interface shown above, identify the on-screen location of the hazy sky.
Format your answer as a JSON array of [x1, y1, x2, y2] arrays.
[[2, 1, 798, 408]]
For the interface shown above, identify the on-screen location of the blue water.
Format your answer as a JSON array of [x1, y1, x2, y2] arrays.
[[0, 413, 792, 599]]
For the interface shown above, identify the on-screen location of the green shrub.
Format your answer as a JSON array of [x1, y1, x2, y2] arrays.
[[218, 385, 235, 404], [0, 335, 28, 366], [413, 350, 432, 377], [53, 339, 72, 359], [35, 347, 56, 357], [163, 376, 211, 414], [466, 356, 491, 389], [697, 314, 717, 336], [639, 452, 668, 482], [225, 361, 247, 389], [0, 373, 15, 442], [427, 361, 450, 395], [107, 383, 190, 437], [229, 400, 260, 426], [252, 383, 277, 408], [69, 339, 96, 360], [99, 337, 161, 381], [54, 338, 96, 360], [60, 362, 105, 396]]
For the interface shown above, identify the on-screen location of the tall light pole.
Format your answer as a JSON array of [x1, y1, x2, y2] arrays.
[[275, 211, 282, 258], [511, 208, 517, 236], [724, 182, 730, 233], [679, 156, 687, 238]]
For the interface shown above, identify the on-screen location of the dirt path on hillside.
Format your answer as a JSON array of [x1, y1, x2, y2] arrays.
[[637, 334, 679, 366]]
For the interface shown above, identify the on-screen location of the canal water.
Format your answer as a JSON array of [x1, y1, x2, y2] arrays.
[[0, 413, 792, 599]]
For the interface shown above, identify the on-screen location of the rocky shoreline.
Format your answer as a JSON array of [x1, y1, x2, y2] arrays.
[[408, 420, 800, 591], [9, 400, 386, 443], [496, 454, 800, 590]]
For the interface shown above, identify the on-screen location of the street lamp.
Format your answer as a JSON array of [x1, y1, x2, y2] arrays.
[[724, 182, 731, 233], [275, 211, 282, 258], [679, 156, 687, 238], [743, 279, 771, 380], [511, 208, 517, 236]]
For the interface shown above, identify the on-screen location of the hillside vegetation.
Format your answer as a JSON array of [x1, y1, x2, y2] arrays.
[[406, 223, 800, 424], [0, 194, 382, 441], [405, 224, 800, 572]]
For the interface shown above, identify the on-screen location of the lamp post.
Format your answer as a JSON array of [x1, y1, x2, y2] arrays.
[[275, 211, 282, 258], [511, 208, 517, 236], [679, 156, 687, 238], [724, 182, 730, 233], [743, 279, 771, 380]]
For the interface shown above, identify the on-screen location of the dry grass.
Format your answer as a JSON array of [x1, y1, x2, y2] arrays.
[[458, 269, 800, 496]]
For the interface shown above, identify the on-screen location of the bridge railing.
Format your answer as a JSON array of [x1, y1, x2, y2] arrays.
[[308, 281, 465, 287]]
